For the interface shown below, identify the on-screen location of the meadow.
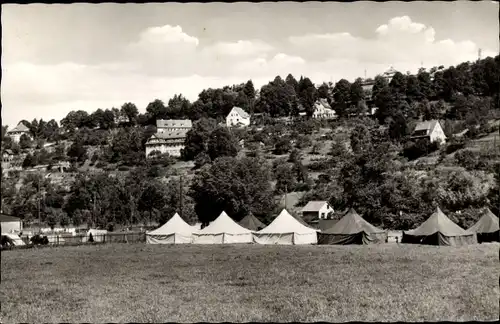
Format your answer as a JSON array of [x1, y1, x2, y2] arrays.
[[1, 243, 499, 322]]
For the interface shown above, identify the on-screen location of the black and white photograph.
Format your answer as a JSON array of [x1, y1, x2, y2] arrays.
[[1, 1, 499, 322]]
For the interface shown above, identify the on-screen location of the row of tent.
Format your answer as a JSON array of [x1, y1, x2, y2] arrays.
[[146, 207, 499, 246]]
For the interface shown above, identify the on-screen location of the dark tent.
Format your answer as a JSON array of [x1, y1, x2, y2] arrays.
[[468, 208, 499, 243], [318, 208, 387, 245], [238, 213, 266, 231], [402, 207, 477, 246]]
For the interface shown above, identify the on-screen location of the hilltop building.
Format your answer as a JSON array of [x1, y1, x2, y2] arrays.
[[145, 119, 192, 158], [226, 107, 251, 127], [410, 120, 447, 144], [6, 122, 30, 143], [312, 99, 337, 120]]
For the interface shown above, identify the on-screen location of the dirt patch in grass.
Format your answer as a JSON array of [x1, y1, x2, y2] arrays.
[[1, 243, 498, 322]]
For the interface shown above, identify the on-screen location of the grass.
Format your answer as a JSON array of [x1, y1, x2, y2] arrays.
[[1, 243, 499, 323]]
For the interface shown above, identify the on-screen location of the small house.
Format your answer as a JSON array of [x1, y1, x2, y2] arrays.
[[301, 201, 334, 224], [312, 99, 336, 120], [6, 122, 30, 143], [226, 107, 251, 127], [0, 214, 23, 234], [410, 120, 447, 144]]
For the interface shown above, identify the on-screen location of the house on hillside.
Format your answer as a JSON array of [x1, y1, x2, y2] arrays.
[[410, 120, 447, 144], [382, 66, 398, 83], [2, 149, 15, 163], [145, 119, 192, 158], [6, 122, 30, 143], [0, 214, 23, 234], [301, 201, 334, 224], [226, 107, 251, 127], [312, 99, 336, 120]]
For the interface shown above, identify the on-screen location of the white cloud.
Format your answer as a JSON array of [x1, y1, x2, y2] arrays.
[[287, 15, 497, 76], [202, 40, 274, 58], [3, 17, 498, 126]]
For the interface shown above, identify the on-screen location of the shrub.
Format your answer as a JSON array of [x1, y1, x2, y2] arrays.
[[118, 165, 130, 171], [95, 161, 107, 169]]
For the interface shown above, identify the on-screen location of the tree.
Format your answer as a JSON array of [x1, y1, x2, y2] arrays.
[[317, 82, 330, 99], [297, 77, 318, 117], [181, 118, 218, 161], [138, 182, 166, 222], [22, 153, 35, 169], [19, 134, 32, 149], [333, 79, 351, 118], [274, 138, 292, 155], [207, 127, 239, 160], [145, 99, 168, 125], [275, 163, 296, 194], [350, 78, 365, 107], [350, 124, 372, 154], [120, 102, 139, 124], [405, 75, 422, 103], [67, 139, 88, 162], [189, 156, 274, 224], [108, 127, 145, 165], [417, 70, 434, 100], [167, 94, 191, 119], [285, 74, 299, 93]]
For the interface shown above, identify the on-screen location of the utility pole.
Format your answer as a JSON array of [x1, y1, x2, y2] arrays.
[[284, 184, 287, 210], [37, 173, 41, 233], [179, 174, 184, 219], [93, 192, 96, 228]]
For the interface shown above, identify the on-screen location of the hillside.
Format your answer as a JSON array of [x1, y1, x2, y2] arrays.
[[2, 55, 500, 231]]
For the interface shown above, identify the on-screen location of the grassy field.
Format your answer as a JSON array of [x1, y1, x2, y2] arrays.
[[1, 243, 499, 323]]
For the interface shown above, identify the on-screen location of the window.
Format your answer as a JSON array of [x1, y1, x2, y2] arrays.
[[321, 213, 325, 219]]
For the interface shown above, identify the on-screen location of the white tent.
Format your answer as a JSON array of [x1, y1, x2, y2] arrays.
[[192, 211, 254, 244], [253, 209, 318, 245], [146, 213, 197, 244]]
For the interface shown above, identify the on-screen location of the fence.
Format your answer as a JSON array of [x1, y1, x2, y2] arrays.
[[19, 232, 146, 247]]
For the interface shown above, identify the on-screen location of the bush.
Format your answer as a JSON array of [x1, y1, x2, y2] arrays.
[[445, 138, 466, 154], [95, 161, 107, 169], [118, 165, 130, 171], [402, 139, 440, 161]]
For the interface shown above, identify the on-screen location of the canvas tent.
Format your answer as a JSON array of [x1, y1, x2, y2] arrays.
[[192, 211, 254, 244], [318, 208, 387, 245], [238, 213, 266, 231], [146, 213, 197, 244], [402, 207, 477, 246], [253, 209, 318, 245], [468, 208, 499, 243]]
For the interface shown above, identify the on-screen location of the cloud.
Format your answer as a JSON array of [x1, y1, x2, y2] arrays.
[[3, 17, 498, 126], [287, 15, 497, 75]]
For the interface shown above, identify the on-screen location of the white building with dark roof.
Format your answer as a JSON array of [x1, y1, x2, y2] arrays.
[[301, 201, 334, 223], [226, 107, 250, 127], [6, 122, 30, 143], [312, 99, 336, 120], [145, 119, 192, 158], [410, 120, 447, 144]]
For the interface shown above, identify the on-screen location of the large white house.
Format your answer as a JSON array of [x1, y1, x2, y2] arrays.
[[226, 107, 250, 127], [410, 120, 447, 144], [6, 122, 30, 143], [312, 99, 337, 120], [145, 119, 192, 158]]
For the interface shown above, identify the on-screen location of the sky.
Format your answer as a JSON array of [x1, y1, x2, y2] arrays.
[[2, 2, 499, 128]]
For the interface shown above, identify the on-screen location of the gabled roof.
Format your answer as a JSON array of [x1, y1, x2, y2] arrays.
[[238, 213, 266, 231], [3, 149, 14, 155], [412, 120, 440, 137], [321, 208, 385, 235], [7, 123, 29, 133], [197, 211, 253, 235], [301, 201, 330, 213], [147, 213, 196, 236], [314, 98, 333, 110], [156, 119, 192, 128], [148, 129, 190, 141], [468, 208, 499, 234], [257, 209, 319, 234], [405, 207, 472, 236], [230, 107, 250, 119]]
